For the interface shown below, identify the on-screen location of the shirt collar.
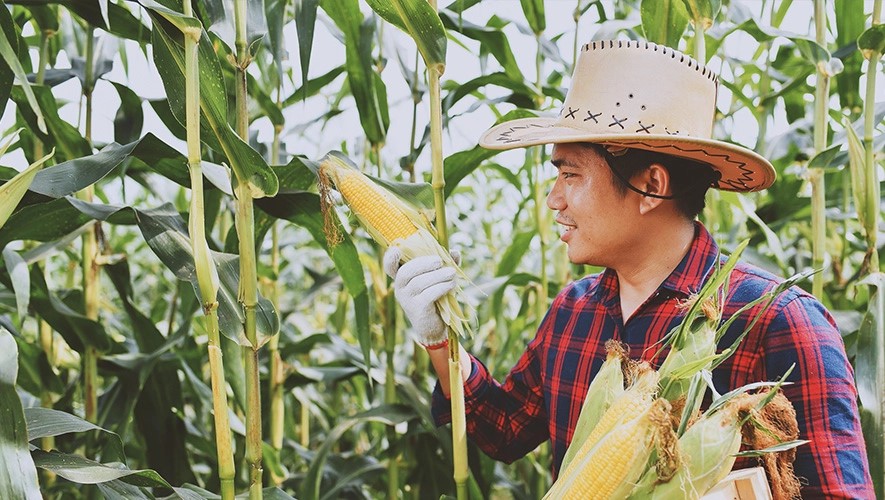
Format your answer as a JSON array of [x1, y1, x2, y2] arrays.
[[594, 221, 719, 304], [659, 221, 719, 297]]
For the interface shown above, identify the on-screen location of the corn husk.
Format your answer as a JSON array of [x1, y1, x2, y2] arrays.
[[318, 152, 474, 338]]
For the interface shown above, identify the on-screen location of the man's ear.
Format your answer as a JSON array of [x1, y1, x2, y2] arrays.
[[637, 163, 671, 215]]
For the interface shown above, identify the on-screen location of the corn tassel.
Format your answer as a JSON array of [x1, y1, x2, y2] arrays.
[[319, 152, 474, 337], [555, 363, 659, 483], [546, 398, 671, 499], [560, 340, 626, 472]]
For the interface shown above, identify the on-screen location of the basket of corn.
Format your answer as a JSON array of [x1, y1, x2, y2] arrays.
[[547, 243, 809, 500]]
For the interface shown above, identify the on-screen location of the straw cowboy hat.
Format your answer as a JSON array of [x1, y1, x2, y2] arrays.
[[478, 39, 776, 192]]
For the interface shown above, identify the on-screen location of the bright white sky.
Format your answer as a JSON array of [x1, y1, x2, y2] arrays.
[[3, 0, 880, 183]]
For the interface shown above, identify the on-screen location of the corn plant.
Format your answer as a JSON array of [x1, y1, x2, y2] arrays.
[[0, 1, 882, 498]]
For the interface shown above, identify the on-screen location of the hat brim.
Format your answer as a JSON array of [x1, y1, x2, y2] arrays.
[[479, 117, 776, 192]]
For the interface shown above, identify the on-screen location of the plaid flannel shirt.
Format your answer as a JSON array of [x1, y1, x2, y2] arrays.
[[431, 222, 873, 498]]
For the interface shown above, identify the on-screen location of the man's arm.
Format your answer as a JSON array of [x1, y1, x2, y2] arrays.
[[762, 293, 874, 499], [427, 343, 471, 398], [428, 332, 551, 464]]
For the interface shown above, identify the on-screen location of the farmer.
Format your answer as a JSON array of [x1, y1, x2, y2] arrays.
[[384, 40, 873, 498]]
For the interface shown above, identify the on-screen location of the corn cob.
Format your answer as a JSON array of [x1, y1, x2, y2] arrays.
[[331, 164, 419, 244], [629, 393, 753, 499], [559, 340, 626, 472], [555, 363, 659, 482], [546, 398, 671, 499], [319, 152, 473, 337]]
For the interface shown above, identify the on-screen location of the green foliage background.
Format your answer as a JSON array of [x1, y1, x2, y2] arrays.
[[0, 0, 882, 498]]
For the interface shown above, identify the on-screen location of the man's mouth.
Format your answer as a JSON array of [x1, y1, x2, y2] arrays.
[[555, 217, 577, 240]]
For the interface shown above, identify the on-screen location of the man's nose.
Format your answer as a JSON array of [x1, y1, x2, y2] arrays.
[[546, 180, 564, 210]]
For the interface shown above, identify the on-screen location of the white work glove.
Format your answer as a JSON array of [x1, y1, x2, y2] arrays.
[[383, 246, 459, 348]]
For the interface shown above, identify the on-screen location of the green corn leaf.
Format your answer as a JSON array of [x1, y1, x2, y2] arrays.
[[293, 0, 320, 102], [734, 439, 810, 457], [857, 272, 885, 498], [143, 3, 279, 197], [843, 116, 872, 235], [65, 199, 279, 347], [322, 0, 389, 145], [0, 3, 45, 134], [439, 11, 522, 81], [21, 262, 115, 353], [111, 81, 145, 144], [102, 260, 196, 486], [31, 449, 171, 487], [495, 231, 534, 277], [834, 0, 865, 110], [0, 198, 93, 250], [25, 408, 125, 460], [10, 85, 92, 162], [0, 1, 15, 106], [26, 5, 60, 33], [443, 109, 537, 197], [518, 0, 545, 35], [0, 147, 53, 229], [264, 0, 290, 83], [64, 0, 152, 42], [641, 0, 689, 49], [2, 247, 28, 320], [283, 65, 344, 106], [256, 158, 372, 377], [0, 328, 42, 500], [196, 0, 267, 56], [681, 0, 720, 30], [858, 24, 885, 59], [365, 0, 447, 72], [300, 405, 415, 500]]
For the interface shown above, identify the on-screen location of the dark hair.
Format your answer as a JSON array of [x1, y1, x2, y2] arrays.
[[582, 144, 717, 220]]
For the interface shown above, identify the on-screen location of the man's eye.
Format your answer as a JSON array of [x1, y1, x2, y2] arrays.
[[561, 172, 576, 179]]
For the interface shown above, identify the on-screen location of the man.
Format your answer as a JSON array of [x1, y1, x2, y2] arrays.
[[384, 40, 873, 498]]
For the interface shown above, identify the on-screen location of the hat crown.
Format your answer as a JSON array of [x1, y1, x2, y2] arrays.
[[558, 40, 718, 139]]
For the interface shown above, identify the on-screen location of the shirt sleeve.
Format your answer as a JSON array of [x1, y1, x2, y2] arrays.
[[761, 293, 874, 499], [430, 326, 550, 464]]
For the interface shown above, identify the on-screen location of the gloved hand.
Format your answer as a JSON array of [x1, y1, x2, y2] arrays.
[[383, 246, 459, 348]]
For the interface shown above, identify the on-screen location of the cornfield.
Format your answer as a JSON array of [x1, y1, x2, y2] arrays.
[[0, 1, 881, 499]]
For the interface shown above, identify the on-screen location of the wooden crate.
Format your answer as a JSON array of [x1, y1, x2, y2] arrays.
[[701, 467, 772, 500]]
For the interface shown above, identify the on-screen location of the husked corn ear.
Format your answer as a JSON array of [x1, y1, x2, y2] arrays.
[[547, 399, 671, 500], [560, 341, 626, 472], [318, 152, 476, 338], [557, 364, 658, 481], [334, 167, 418, 243]]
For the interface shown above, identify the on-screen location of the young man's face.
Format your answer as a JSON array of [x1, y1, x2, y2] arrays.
[[547, 143, 637, 267]]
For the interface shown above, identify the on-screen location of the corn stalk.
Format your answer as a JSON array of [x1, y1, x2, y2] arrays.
[[860, 0, 881, 273], [811, 0, 829, 297], [78, 27, 99, 427], [267, 93, 285, 486], [34, 24, 55, 483], [232, 0, 264, 497], [182, 2, 236, 497], [532, 31, 549, 333], [422, 0, 468, 495]]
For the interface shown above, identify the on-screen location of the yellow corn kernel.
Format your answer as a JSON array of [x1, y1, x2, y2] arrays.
[[558, 365, 658, 480], [547, 399, 670, 500], [335, 168, 417, 243], [560, 341, 626, 472]]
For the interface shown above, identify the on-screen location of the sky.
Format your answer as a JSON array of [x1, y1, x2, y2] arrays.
[[3, 0, 880, 184]]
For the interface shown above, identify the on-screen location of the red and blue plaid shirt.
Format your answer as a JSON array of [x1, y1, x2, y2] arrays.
[[432, 222, 873, 498]]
